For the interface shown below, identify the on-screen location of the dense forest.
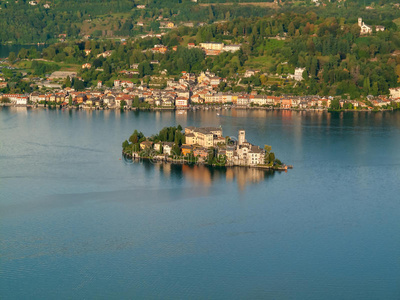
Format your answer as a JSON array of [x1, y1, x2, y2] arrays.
[[1, 0, 400, 43], [0, 0, 275, 43]]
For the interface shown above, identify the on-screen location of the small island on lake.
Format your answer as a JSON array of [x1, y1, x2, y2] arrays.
[[122, 125, 291, 170]]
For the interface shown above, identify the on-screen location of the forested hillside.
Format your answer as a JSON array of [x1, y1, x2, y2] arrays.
[[1, 0, 400, 44], [0, 0, 275, 43], [7, 10, 400, 98]]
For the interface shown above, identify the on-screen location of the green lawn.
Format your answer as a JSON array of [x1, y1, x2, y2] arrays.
[[393, 17, 400, 27], [17, 60, 80, 72], [244, 54, 276, 70]]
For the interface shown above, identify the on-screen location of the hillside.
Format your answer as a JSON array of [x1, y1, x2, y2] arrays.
[[1, 0, 400, 44], [3, 10, 400, 99]]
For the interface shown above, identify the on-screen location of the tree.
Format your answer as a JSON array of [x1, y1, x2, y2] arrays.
[[264, 145, 272, 153], [302, 70, 309, 81], [207, 147, 215, 164], [8, 52, 16, 62], [64, 76, 72, 88], [288, 22, 295, 36], [268, 152, 275, 164], [0, 97, 11, 103], [264, 145, 272, 164], [132, 96, 140, 107], [330, 99, 340, 110], [103, 62, 111, 75], [129, 130, 140, 144], [18, 48, 28, 59], [73, 79, 85, 91], [133, 143, 140, 152], [93, 59, 102, 68], [138, 61, 152, 77], [172, 144, 181, 157]]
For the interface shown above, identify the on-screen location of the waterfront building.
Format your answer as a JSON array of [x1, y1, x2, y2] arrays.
[[185, 127, 223, 148], [162, 142, 174, 155], [140, 141, 153, 150], [389, 87, 400, 99]]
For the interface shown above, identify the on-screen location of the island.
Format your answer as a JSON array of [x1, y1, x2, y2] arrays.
[[122, 125, 291, 170]]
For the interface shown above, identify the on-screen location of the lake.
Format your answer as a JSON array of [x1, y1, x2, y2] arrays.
[[1, 107, 400, 299]]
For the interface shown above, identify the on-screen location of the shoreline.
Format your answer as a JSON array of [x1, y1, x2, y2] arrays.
[[122, 151, 292, 171], [1, 103, 397, 113]]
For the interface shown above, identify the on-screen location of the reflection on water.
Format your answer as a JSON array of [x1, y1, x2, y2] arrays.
[[2, 107, 400, 299], [124, 157, 275, 192]]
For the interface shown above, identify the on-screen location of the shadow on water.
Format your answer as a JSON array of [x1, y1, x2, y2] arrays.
[[123, 155, 275, 192]]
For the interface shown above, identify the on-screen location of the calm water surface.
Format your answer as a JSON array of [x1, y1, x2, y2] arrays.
[[1, 108, 400, 299]]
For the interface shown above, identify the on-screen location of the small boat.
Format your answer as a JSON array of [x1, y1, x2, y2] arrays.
[[216, 113, 220, 116]]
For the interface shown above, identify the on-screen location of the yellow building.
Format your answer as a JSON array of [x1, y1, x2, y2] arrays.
[[199, 42, 224, 51], [184, 127, 223, 148]]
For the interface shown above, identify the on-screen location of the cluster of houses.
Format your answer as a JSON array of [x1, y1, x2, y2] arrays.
[[2, 65, 399, 109], [137, 127, 266, 166], [1, 75, 397, 109]]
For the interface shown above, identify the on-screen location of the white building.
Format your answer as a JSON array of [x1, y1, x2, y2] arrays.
[[389, 87, 400, 99], [233, 130, 265, 166], [199, 42, 224, 51], [237, 95, 250, 106], [223, 44, 241, 53], [294, 67, 305, 81], [238, 130, 246, 145], [244, 70, 258, 78], [288, 67, 305, 81], [16, 97, 28, 105], [250, 96, 267, 106], [175, 97, 189, 108], [358, 18, 385, 34]]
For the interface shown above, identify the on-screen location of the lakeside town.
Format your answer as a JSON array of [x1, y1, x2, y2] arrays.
[[1, 14, 400, 112], [2, 68, 400, 111], [122, 125, 289, 170]]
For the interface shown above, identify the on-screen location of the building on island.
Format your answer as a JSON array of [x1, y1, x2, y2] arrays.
[[229, 130, 265, 166], [185, 127, 223, 148], [182, 127, 265, 166]]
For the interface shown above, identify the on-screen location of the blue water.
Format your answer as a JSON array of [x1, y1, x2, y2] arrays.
[[1, 107, 400, 299]]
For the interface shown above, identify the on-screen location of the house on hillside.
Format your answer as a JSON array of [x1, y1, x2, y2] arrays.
[[358, 18, 385, 34]]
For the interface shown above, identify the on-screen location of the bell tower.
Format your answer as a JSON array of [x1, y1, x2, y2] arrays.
[[238, 130, 246, 146]]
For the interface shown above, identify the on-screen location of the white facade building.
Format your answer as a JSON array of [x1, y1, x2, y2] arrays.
[[389, 87, 400, 99], [358, 18, 385, 34]]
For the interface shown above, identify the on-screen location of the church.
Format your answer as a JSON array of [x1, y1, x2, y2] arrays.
[[358, 18, 385, 35]]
